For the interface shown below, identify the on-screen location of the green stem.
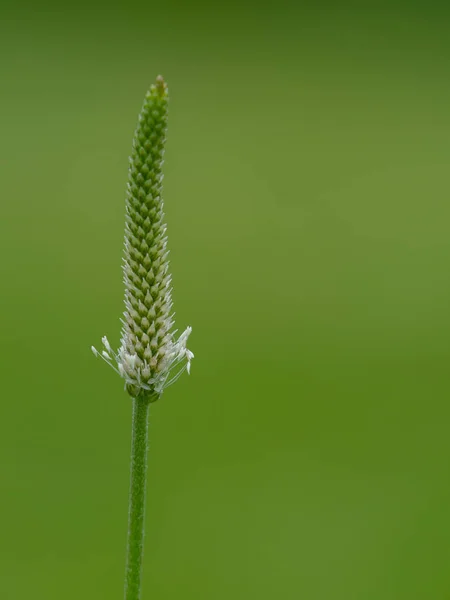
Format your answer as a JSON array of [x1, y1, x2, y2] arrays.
[[124, 395, 151, 600]]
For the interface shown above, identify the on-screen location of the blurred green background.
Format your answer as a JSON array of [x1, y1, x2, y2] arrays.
[[2, 1, 450, 598]]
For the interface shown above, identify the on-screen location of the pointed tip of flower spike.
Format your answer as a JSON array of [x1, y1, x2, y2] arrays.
[[155, 75, 167, 97], [91, 346, 98, 357]]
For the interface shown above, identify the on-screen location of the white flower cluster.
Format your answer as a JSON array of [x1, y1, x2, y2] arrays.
[[92, 327, 194, 397]]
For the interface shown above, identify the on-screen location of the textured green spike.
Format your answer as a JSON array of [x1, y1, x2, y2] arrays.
[[92, 76, 193, 399]]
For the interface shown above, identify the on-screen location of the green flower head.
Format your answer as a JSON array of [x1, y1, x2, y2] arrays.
[[92, 76, 193, 399]]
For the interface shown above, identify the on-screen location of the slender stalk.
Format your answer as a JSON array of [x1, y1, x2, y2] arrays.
[[124, 395, 152, 600]]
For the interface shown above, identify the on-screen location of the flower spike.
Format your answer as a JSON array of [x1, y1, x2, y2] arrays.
[[93, 76, 193, 399]]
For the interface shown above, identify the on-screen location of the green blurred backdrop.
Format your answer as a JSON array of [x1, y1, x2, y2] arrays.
[[2, 1, 450, 598]]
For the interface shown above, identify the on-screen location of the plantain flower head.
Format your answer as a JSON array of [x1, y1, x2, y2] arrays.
[[92, 76, 193, 399]]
